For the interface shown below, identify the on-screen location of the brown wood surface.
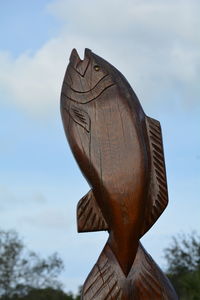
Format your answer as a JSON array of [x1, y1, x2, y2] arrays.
[[60, 48, 178, 299]]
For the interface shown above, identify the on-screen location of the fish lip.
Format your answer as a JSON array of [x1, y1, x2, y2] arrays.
[[69, 48, 92, 67], [69, 48, 81, 67], [69, 48, 91, 77], [84, 48, 92, 59]]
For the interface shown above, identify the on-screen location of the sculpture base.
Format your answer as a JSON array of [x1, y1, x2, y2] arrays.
[[81, 242, 178, 300]]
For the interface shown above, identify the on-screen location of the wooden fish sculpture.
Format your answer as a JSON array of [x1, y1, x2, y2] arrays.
[[60, 49, 178, 300]]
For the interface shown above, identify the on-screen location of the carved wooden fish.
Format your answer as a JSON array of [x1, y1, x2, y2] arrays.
[[60, 49, 178, 300]]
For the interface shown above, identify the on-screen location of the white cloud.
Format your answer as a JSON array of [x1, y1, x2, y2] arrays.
[[0, 0, 199, 117], [0, 40, 65, 117]]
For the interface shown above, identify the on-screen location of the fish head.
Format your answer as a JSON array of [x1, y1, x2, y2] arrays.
[[61, 48, 119, 105], [69, 48, 108, 89]]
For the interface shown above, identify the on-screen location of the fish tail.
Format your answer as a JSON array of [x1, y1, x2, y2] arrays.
[[81, 241, 178, 300], [128, 242, 178, 299], [81, 240, 123, 300]]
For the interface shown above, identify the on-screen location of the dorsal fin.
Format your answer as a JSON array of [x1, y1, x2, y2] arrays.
[[141, 116, 168, 236], [77, 190, 108, 232]]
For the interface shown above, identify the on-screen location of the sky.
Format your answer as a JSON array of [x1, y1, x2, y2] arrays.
[[0, 0, 200, 294]]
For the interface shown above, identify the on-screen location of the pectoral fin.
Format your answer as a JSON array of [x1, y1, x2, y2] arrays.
[[69, 106, 91, 132], [141, 116, 168, 235], [77, 190, 108, 232]]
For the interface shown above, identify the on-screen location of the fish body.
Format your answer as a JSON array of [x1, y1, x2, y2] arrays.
[[61, 49, 178, 299]]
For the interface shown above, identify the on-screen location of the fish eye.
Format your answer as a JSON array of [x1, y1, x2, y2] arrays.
[[94, 65, 100, 71]]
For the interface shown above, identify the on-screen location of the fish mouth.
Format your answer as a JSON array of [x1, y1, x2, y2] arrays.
[[69, 48, 91, 76]]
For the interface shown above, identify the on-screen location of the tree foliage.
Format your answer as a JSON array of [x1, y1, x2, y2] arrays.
[[164, 232, 200, 300], [0, 229, 64, 299], [3, 287, 80, 300], [2, 228, 200, 299]]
